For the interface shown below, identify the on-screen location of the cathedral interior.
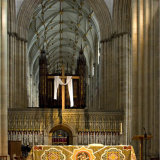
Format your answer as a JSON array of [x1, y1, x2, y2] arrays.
[[0, 0, 159, 159]]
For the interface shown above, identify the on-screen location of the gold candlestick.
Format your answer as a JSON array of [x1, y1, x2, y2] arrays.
[[120, 122, 123, 135]]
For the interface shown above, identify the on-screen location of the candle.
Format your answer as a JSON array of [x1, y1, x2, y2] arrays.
[[120, 122, 123, 135]]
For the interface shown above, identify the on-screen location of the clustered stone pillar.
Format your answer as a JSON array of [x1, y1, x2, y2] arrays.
[[99, 42, 105, 110], [8, 0, 28, 109], [117, 34, 132, 144], [132, 0, 159, 158], [0, 0, 8, 156], [98, 32, 132, 145], [99, 40, 119, 112], [87, 41, 100, 111], [8, 35, 28, 108]]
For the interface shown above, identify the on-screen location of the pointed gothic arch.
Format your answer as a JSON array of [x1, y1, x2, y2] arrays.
[[49, 124, 74, 145]]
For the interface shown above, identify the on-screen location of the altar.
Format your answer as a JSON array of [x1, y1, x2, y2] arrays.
[[26, 145, 136, 160]]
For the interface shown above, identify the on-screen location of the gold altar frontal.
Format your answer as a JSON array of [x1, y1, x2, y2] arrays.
[[26, 145, 136, 160]]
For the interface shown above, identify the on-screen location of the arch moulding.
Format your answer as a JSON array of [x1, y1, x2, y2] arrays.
[[48, 124, 75, 145]]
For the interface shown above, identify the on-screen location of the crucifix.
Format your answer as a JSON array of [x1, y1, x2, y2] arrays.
[[48, 64, 80, 110]]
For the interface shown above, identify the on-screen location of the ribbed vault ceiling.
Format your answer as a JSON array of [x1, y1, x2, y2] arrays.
[[28, 0, 100, 75]]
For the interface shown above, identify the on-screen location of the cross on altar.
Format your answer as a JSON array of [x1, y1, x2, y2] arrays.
[[48, 64, 80, 110]]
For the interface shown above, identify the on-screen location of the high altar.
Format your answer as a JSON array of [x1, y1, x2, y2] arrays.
[[27, 145, 136, 160]]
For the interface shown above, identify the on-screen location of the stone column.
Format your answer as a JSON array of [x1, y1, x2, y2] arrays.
[[112, 37, 119, 111], [8, 34, 12, 108], [12, 35, 15, 107], [0, 0, 8, 156], [14, 35, 17, 107], [21, 41, 24, 107], [103, 42, 107, 110], [93, 63, 98, 110], [99, 42, 104, 110], [119, 34, 131, 144], [24, 41, 28, 107], [88, 76, 91, 109], [30, 74, 33, 107], [19, 40, 22, 107], [0, 1, 2, 154], [132, 0, 159, 158], [106, 41, 112, 111]]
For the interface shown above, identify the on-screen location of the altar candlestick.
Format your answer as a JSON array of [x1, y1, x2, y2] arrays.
[[120, 122, 123, 135]]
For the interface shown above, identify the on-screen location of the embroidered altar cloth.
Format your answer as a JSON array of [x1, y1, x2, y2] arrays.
[[26, 145, 136, 160]]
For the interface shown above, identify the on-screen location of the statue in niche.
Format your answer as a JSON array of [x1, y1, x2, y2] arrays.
[[12, 131, 16, 141], [83, 132, 88, 145], [95, 132, 99, 144], [89, 132, 94, 144], [23, 132, 28, 145], [34, 131, 38, 145], [106, 132, 111, 145], [78, 132, 82, 145], [17, 131, 22, 141], [116, 132, 120, 145], [29, 131, 33, 145], [99, 132, 105, 145], [112, 132, 116, 145]]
